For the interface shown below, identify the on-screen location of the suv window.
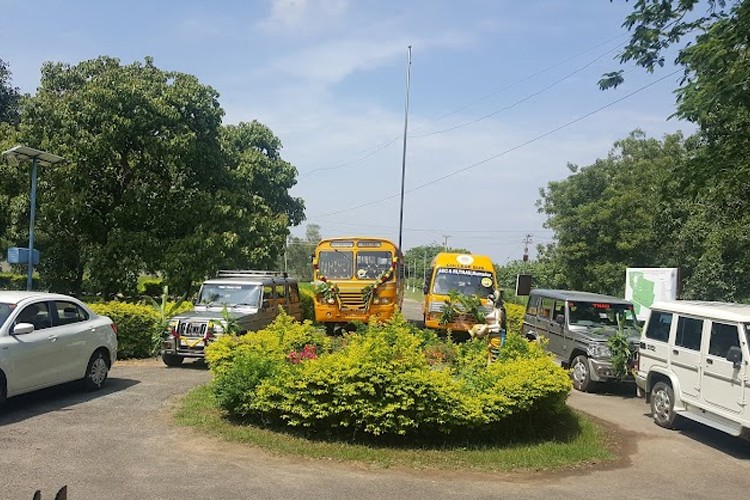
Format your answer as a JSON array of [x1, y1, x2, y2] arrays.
[[675, 316, 703, 351], [526, 295, 540, 316], [539, 297, 553, 320], [262, 285, 274, 308], [646, 311, 672, 342], [288, 283, 300, 303], [708, 322, 740, 358]]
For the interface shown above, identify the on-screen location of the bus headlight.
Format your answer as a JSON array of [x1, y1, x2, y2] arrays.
[[372, 298, 381, 304], [327, 298, 335, 304], [380, 297, 390, 305]]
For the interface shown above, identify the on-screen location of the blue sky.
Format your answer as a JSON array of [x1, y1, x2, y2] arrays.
[[0, 0, 693, 264]]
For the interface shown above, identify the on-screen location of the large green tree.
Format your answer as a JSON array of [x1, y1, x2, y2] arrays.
[[537, 131, 692, 296], [17, 56, 303, 295], [0, 57, 20, 125], [283, 224, 321, 281]]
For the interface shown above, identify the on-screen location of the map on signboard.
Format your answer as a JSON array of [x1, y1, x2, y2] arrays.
[[625, 268, 679, 321]]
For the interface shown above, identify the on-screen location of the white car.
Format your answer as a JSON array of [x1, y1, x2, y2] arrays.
[[0, 291, 118, 406]]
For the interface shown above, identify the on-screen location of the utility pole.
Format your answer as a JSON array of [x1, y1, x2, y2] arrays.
[[397, 46, 412, 251], [522, 234, 533, 262], [442, 235, 450, 251]]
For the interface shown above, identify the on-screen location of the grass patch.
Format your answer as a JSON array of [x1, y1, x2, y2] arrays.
[[174, 384, 615, 471], [403, 288, 424, 302]]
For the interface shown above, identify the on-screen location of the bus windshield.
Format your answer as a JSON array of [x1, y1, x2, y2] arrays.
[[432, 268, 494, 296], [318, 251, 354, 279], [568, 302, 639, 329], [355, 251, 393, 280]]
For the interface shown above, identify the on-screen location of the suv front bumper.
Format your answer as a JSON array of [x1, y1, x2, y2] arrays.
[[162, 337, 208, 358]]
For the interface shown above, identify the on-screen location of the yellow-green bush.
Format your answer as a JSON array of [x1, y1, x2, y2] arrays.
[[299, 283, 315, 322], [88, 301, 161, 359], [210, 312, 570, 442], [504, 302, 525, 336]]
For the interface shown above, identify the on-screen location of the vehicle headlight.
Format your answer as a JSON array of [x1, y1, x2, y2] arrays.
[[372, 297, 381, 304], [588, 343, 611, 359], [327, 298, 335, 304], [380, 297, 389, 305]]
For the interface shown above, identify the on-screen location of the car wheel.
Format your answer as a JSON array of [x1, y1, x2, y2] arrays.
[[570, 354, 594, 392], [0, 374, 6, 408], [83, 351, 109, 391], [162, 352, 184, 367], [651, 381, 678, 429]]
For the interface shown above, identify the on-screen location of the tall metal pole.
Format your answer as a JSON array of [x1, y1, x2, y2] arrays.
[[397, 45, 412, 251], [27, 157, 39, 290]]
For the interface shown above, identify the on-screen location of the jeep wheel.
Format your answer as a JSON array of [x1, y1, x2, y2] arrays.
[[570, 355, 594, 392], [162, 352, 184, 367], [651, 381, 678, 429]]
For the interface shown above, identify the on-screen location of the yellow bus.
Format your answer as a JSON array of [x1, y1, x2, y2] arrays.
[[422, 252, 498, 332], [312, 237, 404, 332]]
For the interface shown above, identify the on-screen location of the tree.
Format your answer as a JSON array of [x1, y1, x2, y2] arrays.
[[284, 224, 321, 281], [0, 57, 20, 125], [402, 244, 471, 289], [17, 56, 304, 295], [537, 131, 691, 296]]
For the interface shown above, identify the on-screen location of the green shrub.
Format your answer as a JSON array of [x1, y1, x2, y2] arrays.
[[299, 283, 315, 322], [138, 276, 164, 297], [0, 272, 29, 290], [210, 312, 571, 442], [88, 301, 161, 359], [504, 302, 525, 336]]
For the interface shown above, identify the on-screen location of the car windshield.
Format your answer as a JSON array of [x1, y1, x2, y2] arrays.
[[432, 268, 494, 296], [0, 302, 15, 328], [355, 251, 393, 280], [568, 301, 639, 329], [197, 284, 261, 307]]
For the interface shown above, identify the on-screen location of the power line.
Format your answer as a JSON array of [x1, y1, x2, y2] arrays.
[[310, 68, 681, 220], [296, 35, 627, 178]]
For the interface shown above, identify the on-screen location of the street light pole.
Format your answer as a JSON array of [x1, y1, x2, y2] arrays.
[[2, 146, 65, 291], [27, 157, 39, 290]]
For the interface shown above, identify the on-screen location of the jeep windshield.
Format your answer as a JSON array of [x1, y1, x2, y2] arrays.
[[196, 283, 261, 307], [568, 301, 639, 329]]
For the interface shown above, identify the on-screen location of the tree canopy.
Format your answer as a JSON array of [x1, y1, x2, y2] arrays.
[[5, 56, 304, 295], [0, 57, 20, 125]]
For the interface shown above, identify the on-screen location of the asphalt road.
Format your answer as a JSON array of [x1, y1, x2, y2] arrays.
[[1, 301, 750, 499]]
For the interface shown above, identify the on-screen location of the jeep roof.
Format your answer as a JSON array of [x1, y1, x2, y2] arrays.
[[202, 270, 298, 286], [529, 289, 632, 305], [650, 300, 750, 324]]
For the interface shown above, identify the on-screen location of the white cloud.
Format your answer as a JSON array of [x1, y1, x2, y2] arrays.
[[257, 0, 350, 35]]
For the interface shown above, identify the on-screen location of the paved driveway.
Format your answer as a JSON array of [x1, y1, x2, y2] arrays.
[[2, 303, 750, 499]]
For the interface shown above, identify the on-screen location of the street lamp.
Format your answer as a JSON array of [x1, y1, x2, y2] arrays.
[[2, 145, 65, 290]]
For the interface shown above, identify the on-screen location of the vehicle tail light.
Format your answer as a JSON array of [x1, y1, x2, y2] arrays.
[[110, 323, 118, 336]]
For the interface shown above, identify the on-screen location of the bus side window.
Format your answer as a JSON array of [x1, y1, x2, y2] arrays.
[[423, 267, 434, 294]]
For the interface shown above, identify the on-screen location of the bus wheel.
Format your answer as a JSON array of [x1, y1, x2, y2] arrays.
[[325, 323, 336, 335]]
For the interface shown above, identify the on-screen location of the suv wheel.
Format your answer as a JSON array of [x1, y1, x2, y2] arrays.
[[162, 352, 184, 367], [651, 381, 678, 429], [570, 355, 594, 392]]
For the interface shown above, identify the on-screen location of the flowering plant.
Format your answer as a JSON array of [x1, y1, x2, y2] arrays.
[[287, 344, 318, 364]]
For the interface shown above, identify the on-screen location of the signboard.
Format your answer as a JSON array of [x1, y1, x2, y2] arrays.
[[625, 267, 679, 321]]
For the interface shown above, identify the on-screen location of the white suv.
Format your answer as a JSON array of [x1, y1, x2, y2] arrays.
[[636, 300, 750, 437], [0, 291, 118, 406]]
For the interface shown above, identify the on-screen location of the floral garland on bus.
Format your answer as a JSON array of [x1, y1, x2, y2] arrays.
[[362, 257, 398, 305], [312, 262, 340, 302]]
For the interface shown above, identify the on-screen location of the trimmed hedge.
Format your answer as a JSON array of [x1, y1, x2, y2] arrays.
[[208, 312, 570, 443], [298, 283, 315, 322], [88, 300, 193, 359], [504, 302, 525, 336], [0, 272, 31, 290]]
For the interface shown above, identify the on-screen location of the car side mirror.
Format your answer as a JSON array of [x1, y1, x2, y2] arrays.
[[726, 345, 743, 369], [11, 322, 34, 335]]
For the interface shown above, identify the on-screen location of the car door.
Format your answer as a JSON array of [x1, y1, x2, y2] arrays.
[[251, 284, 276, 331], [51, 300, 93, 382], [702, 321, 745, 415], [3, 301, 60, 394], [669, 315, 704, 400]]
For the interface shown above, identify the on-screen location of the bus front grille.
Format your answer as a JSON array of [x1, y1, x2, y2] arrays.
[[339, 290, 367, 310]]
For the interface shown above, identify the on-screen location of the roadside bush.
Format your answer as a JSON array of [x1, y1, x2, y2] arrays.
[[298, 283, 315, 322], [88, 301, 161, 359], [137, 276, 164, 297], [210, 312, 570, 443], [0, 272, 29, 290], [504, 302, 525, 336]]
